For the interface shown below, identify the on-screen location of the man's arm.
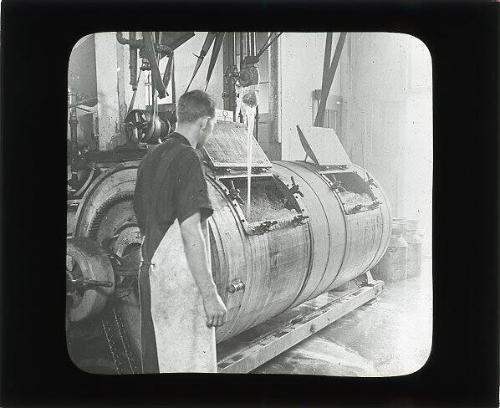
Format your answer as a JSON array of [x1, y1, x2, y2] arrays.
[[180, 212, 227, 328]]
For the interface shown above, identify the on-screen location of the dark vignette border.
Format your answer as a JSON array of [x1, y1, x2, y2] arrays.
[[0, 0, 498, 407]]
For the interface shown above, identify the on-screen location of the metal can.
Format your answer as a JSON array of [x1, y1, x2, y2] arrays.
[[372, 221, 408, 282], [403, 220, 423, 278]]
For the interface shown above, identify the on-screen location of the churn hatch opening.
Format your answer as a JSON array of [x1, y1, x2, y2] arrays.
[[220, 176, 300, 223], [203, 121, 272, 170], [324, 171, 379, 215]]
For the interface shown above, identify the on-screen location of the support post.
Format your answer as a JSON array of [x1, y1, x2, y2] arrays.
[[94, 33, 121, 150]]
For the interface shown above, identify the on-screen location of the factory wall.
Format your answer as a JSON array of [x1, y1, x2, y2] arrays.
[[344, 33, 432, 256], [275, 33, 432, 256]]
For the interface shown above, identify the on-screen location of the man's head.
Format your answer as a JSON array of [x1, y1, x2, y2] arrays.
[[176, 90, 216, 148]]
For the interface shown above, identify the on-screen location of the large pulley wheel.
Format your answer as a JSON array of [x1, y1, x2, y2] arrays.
[[74, 165, 143, 285], [66, 238, 115, 323]]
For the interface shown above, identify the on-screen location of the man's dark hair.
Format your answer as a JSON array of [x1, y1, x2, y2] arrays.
[[177, 90, 216, 123]]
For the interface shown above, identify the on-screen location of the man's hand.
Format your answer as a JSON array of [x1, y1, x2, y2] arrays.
[[202, 291, 227, 328], [179, 211, 228, 328]]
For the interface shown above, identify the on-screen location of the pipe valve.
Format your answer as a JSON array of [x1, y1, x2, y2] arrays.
[[228, 279, 246, 294]]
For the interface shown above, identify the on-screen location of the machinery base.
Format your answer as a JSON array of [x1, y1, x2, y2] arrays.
[[217, 278, 384, 373]]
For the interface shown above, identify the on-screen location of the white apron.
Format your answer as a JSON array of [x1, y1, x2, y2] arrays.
[[148, 219, 217, 373]]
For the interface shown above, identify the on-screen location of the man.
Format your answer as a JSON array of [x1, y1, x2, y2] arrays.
[[133, 90, 227, 373]]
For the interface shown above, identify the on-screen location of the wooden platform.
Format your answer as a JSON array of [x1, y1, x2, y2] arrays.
[[217, 279, 384, 373]]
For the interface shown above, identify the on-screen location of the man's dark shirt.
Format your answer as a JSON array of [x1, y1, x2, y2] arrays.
[[132, 132, 213, 373], [134, 132, 213, 264]]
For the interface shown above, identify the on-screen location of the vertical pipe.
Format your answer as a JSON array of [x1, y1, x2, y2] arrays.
[[232, 32, 237, 120], [151, 74, 156, 113], [269, 32, 282, 149], [250, 32, 255, 56], [243, 32, 247, 61], [129, 32, 138, 89], [146, 73, 151, 108], [68, 91, 79, 153], [239, 32, 243, 69], [246, 108, 256, 216], [68, 90, 79, 186], [233, 32, 236, 63], [171, 54, 176, 105], [223, 32, 235, 111], [116, 37, 127, 141], [246, 32, 251, 58]]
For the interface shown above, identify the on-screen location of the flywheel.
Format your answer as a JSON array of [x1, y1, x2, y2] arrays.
[[66, 237, 115, 322]]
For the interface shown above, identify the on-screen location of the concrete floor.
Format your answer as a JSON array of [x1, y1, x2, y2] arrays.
[[253, 258, 433, 376]]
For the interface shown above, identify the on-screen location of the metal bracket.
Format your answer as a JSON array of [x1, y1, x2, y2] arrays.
[[329, 179, 345, 192], [251, 220, 278, 235], [347, 204, 364, 215], [288, 176, 304, 197], [367, 200, 381, 211], [227, 180, 244, 205], [291, 214, 309, 226]]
